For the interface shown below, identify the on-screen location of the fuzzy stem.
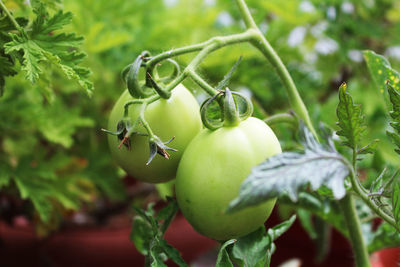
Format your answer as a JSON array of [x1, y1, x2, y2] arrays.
[[0, 0, 20, 30], [249, 34, 318, 139], [188, 70, 218, 96], [339, 195, 371, 267], [343, 159, 398, 229], [235, 0, 258, 29]]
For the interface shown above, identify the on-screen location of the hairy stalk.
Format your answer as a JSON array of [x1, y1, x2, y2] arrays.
[[339, 195, 371, 267], [235, 0, 258, 29], [264, 113, 297, 126], [343, 159, 397, 229], [188, 71, 218, 96], [0, 0, 21, 30], [235, 0, 317, 139]]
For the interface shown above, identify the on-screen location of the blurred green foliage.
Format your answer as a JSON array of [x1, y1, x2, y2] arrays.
[[1, 0, 400, 232]]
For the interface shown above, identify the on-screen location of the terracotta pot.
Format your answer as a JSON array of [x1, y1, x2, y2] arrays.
[[266, 208, 400, 267], [370, 247, 400, 267], [0, 214, 217, 267]]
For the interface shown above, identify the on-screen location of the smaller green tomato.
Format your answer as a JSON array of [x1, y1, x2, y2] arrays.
[[107, 84, 202, 183], [176, 117, 281, 241]]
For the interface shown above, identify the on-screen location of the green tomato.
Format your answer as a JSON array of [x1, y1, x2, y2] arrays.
[[176, 117, 281, 241], [107, 84, 202, 183]]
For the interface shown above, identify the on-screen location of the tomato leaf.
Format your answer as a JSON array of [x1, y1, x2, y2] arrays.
[[216, 239, 235, 267], [336, 82, 366, 151], [217, 215, 296, 267], [364, 50, 400, 95], [130, 200, 187, 267], [387, 83, 400, 155], [392, 182, 400, 231], [215, 56, 242, 91], [227, 124, 348, 213]]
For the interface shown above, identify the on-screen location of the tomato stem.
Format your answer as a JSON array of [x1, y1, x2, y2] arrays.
[[223, 89, 240, 127], [339, 195, 371, 267], [0, 0, 21, 31]]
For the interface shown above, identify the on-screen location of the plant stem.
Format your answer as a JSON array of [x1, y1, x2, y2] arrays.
[[264, 113, 297, 127], [343, 159, 398, 229], [235, 0, 258, 29], [188, 70, 218, 96], [234, 0, 318, 139], [145, 0, 318, 141], [0, 0, 20, 30], [249, 34, 317, 139], [339, 195, 371, 267]]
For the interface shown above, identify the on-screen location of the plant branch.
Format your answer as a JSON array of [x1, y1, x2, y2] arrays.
[[339, 195, 371, 267], [187, 70, 218, 96], [235, 0, 258, 29], [264, 112, 297, 126], [143, 0, 318, 142], [249, 33, 317, 139], [342, 159, 398, 229], [0, 0, 21, 30]]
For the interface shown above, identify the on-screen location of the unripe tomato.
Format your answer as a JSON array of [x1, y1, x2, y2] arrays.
[[176, 117, 281, 240], [107, 84, 202, 183]]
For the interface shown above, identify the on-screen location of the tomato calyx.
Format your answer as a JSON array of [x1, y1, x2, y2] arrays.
[[102, 107, 178, 165], [121, 51, 181, 100], [122, 51, 154, 98], [147, 136, 178, 165], [101, 118, 148, 149], [200, 88, 254, 130]]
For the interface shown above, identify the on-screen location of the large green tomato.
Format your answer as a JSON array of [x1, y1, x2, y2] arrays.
[[176, 117, 281, 241], [107, 84, 202, 183]]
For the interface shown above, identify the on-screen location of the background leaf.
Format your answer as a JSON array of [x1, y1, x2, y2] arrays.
[[228, 125, 348, 213]]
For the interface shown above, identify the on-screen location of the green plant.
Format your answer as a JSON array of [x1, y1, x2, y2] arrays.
[[175, 89, 280, 241], [105, 84, 202, 183], [2, 0, 400, 266], [125, 1, 400, 266]]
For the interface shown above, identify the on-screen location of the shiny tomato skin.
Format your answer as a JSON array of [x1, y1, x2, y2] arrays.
[[108, 84, 202, 183], [176, 117, 281, 241]]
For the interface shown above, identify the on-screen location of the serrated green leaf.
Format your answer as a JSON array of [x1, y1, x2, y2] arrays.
[[223, 216, 296, 267], [387, 83, 400, 154], [0, 15, 28, 32], [364, 50, 400, 94], [357, 139, 379, 154], [3, 5, 93, 95], [392, 182, 400, 230], [0, 54, 17, 76], [11, 155, 83, 223], [5, 33, 44, 83], [216, 239, 235, 267], [130, 200, 186, 266], [227, 125, 348, 213], [159, 239, 187, 267], [156, 198, 178, 234], [215, 56, 242, 91], [336, 83, 365, 150], [149, 242, 168, 267], [231, 227, 269, 267], [130, 216, 153, 255], [37, 100, 94, 148]]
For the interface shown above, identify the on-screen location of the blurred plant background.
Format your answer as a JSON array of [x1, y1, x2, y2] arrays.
[[1, 0, 400, 235]]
